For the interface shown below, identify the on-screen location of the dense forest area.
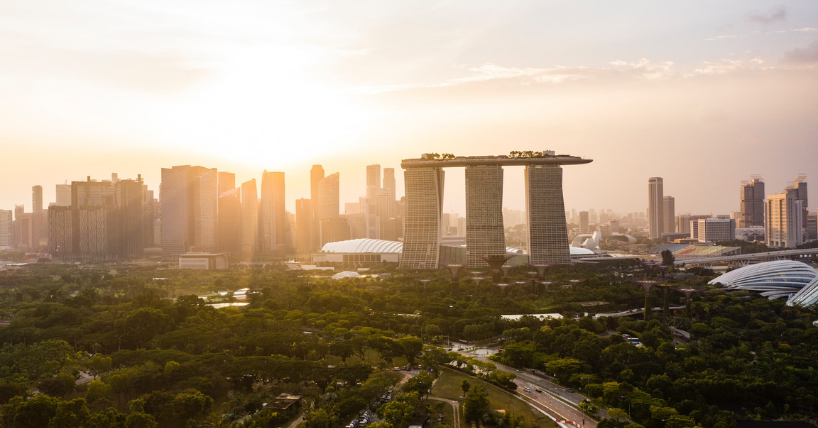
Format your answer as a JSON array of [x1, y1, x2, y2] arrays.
[[0, 260, 815, 428]]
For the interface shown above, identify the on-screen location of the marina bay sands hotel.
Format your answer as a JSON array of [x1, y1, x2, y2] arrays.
[[399, 151, 592, 269]]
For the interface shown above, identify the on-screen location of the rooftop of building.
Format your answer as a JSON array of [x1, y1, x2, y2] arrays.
[[320, 239, 403, 254], [401, 152, 592, 168]]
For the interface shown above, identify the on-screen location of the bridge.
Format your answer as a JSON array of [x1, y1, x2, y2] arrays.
[[675, 248, 818, 267], [593, 306, 685, 319]]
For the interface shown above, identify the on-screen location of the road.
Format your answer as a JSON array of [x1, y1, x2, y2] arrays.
[[515, 380, 596, 428], [427, 397, 460, 428], [458, 350, 587, 406], [454, 348, 599, 427]]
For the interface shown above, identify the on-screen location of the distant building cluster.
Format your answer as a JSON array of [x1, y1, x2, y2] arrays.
[[2, 152, 815, 265], [1, 163, 405, 263]]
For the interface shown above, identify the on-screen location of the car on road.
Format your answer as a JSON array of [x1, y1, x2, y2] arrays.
[[535, 388, 542, 392], [567, 388, 574, 393], [524, 387, 531, 392]]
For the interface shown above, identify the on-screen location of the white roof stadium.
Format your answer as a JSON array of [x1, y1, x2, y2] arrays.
[[320, 239, 403, 254], [709, 260, 818, 300]]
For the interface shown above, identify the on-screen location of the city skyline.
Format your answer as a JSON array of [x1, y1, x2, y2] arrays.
[[2, 1, 817, 214]]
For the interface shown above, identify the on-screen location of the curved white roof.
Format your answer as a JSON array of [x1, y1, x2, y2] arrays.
[[570, 247, 596, 255], [331, 271, 361, 280], [710, 260, 818, 300], [787, 276, 818, 307], [321, 239, 403, 254]]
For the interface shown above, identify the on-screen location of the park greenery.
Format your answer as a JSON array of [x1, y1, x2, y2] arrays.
[[0, 259, 815, 428]]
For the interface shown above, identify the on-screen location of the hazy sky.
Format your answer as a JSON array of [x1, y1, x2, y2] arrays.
[[2, 1, 817, 216]]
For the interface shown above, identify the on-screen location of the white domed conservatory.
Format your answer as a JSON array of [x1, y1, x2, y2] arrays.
[[787, 276, 818, 307], [709, 260, 818, 301]]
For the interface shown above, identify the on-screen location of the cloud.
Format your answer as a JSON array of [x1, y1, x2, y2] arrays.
[[355, 59, 682, 94], [783, 41, 818, 64], [747, 6, 786, 24]]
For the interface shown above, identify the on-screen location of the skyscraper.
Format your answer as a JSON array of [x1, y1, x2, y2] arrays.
[[116, 177, 145, 259], [465, 165, 505, 267], [366, 164, 381, 198], [766, 188, 804, 249], [218, 171, 235, 197], [71, 177, 117, 261], [317, 173, 340, 222], [240, 179, 259, 254], [55, 184, 72, 207], [525, 164, 571, 265], [0, 210, 12, 249], [161, 166, 193, 259], [194, 169, 219, 251], [310, 165, 325, 208], [793, 175, 809, 231], [739, 177, 765, 228], [400, 167, 445, 269], [31, 185, 45, 248], [32, 185, 43, 214], [663, 196, 675, 234], [579, 211, 589, 234], [310, 165, 325, 250], [648, 177, 664, 239], [260, 170, 287, 252], [383, 168, 396, 198], [218, 187, 242, 255], [295, 198, 313, 256]]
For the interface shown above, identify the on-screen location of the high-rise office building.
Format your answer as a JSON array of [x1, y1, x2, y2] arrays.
[[218, 171, 235, 197], [316, 173, 348, 245], [609, 219, 620, 234], [47, 206, 72, 258], [766, 188, 804, 248], [677, 214, 691, 234], [793, 175, 809, 231], [366, 164, 381, 198], [70, 177, 117, 261], [194, 169, 219, 251], [144, 188, 158, 248], [697, 218, 735, 243], [295, 198, 313, 256], [344, 202, 360, 215], [0, 210, 12, 249], [311, 165, 325, 205], [218, 187, 242, 255], [739, 177, 765, 228], [116, 177, 145, 259], [32, 186, 43, 214], [465, 165, 505, 267], [161, 166, 192, 259], [55, 184, 72, 207], [260, 171, 287, 252], [579, 211, 589, 234], [806, 211, 817, 241], [383, 168, 396, 198], [31, 185, 45, 247], [663, 196, 675, 234], [240, 179, 259, 254], [648, 177, 664, 239], [310, 165, 325, 250], [317, 173, 340, 221]]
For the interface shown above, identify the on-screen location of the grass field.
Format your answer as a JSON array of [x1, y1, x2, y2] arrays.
[[430, 367, 557, 428]]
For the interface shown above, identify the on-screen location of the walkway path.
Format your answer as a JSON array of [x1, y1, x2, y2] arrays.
[[426, 397, 460, 428]]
